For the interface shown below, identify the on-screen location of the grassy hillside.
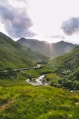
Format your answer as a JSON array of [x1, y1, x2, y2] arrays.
[[0, 32, 48, 69], [48, 46, 79, 90], [49, 46, 79, 68], [0, 78, 79, 119]]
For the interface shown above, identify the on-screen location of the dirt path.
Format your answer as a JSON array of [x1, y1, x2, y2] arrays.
[[0, 99, 14, 112]]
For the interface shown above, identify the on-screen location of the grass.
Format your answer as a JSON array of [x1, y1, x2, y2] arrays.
[[46, 73, 60, 81], [0, 76, 79, 119]]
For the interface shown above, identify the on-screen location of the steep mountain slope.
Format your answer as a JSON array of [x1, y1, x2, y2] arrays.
[[49, 46, 79, 69], [0, 32, 48, 69], [17, 38, 76, 58], [48, 46, 79, 90]]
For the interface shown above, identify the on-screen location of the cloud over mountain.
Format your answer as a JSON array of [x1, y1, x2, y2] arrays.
[[0, 0, 34, 38], [61, 17, 79, 35]]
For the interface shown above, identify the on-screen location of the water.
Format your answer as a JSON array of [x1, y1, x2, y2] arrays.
[[26, 75, 45, 86]]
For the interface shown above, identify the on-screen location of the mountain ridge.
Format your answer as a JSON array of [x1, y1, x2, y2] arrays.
[[17, 38, 76, 58], [0, 32, 48, 69]]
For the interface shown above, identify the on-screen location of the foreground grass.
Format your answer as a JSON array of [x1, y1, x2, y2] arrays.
[[0, 79, 79, 119]]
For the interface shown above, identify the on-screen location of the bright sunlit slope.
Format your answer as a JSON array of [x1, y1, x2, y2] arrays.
[[49, 45, 79, 68]]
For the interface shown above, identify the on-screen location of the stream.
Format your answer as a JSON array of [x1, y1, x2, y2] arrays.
[[26, 75, 47, 86]]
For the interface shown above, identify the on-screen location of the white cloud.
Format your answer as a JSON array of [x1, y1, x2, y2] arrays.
[[0, 0, 79, 44], [27, 0, 79, 44], [0, 0, 34, 38]]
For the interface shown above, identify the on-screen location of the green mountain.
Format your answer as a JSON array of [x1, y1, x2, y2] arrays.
[[48, 46, 79, 90], [17, 38, 76, 58], [49, 46, 79, 69], [0, 33, 79, 119], [0, 32, 48, 69]]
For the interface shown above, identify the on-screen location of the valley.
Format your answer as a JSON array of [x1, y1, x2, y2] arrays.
[[18, 38, 76, 58], [0, 0, 79, 118], [0, 33, 79, 118]]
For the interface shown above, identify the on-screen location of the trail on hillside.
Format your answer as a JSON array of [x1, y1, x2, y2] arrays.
[[0, 99, 14, 112]]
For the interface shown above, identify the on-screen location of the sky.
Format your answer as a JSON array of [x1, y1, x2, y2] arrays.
[[0, 0, 79, 44]]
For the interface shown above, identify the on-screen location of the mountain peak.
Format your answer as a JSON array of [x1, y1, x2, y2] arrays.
[[17, 38, 76, 58], [59, 40, 65, 43], [0, 32, 8, 37], [0, 32, 13, 44]]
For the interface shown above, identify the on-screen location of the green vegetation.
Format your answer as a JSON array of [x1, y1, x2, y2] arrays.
[[0, 77, 79, 119], [0, 32, 48, 69], [1, 32, 79, 118], [48, 46, 79, 90], [0, 64, 79, 119]]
